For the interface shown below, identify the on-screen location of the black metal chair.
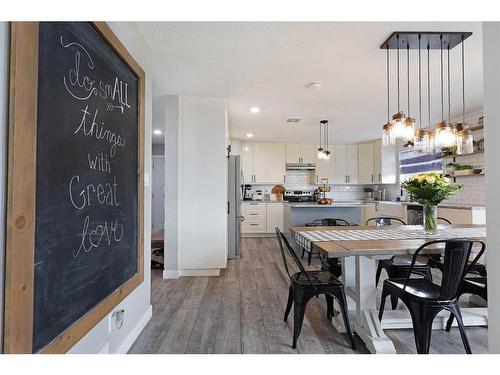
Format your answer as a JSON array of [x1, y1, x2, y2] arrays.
[[412, 216, 452, 269], [378, 239, 486, 354], [412, 216, 452, 225], [301, 218, 351, 267], [445, 276, 487, 331], [369, 217, 433, 310], [275, 228, 355, 350]]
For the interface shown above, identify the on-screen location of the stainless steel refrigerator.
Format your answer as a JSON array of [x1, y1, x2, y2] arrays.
[[227, 155, 243, 259]]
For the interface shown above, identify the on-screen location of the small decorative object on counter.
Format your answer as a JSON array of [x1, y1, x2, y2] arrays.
[[271, 185, 286, 201], [401, 172, 462, 234]]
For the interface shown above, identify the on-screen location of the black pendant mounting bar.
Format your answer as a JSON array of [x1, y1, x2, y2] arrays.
[[380, 32, 472, 50]]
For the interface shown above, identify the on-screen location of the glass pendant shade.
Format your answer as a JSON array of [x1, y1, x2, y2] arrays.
[[391, 112, 407, 139], [404, 117, 416, 141], [434, 121, 457, 148], [414, 128, 428, 152], [382, 123, 395, 145], [456, 125, 474, 155], [426, 130, 436, 153], [324, 150, 331, 160], [317, 148, 324, 159]]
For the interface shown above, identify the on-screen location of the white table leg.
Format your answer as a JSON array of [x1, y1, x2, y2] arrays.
[[332, 256, 356, 333], [353, 256, 397, 354]]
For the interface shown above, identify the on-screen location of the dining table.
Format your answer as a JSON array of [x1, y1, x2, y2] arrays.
[[151, 229, 164, 249], [290, 224, 487, 354]]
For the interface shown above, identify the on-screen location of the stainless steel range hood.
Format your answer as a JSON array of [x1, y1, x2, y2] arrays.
[[286, 162, 316, 170]]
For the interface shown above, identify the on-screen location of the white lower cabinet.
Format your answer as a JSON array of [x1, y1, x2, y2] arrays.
[[241, 202, 284, 234]]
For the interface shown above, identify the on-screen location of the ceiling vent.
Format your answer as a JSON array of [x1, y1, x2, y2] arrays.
[[286, 118, 302, 124]]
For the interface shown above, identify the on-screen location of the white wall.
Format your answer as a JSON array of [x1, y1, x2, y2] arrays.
[[0, 21, 9, 353], [67, 22, 153, 354], [483, 22, 500, 353], [164, 96, 228, 277]]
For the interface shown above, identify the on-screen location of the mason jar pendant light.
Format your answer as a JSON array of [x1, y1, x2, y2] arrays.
[[435, 35, 456, 149], [456, 35, 474, 155], [391, 34, 408, 139], [317, 120, 331, 160], [425, 43, 435, 153], [382, 45, 395, 145], [414, 34, 429, 152]]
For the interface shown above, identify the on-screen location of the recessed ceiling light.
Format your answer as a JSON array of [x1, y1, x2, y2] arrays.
[[153, 129, 162, 135], [245, 133, 254, 138], [250, 106, 260, 113]]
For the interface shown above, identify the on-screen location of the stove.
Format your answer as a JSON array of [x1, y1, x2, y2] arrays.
[[284, 190, 313, 202]]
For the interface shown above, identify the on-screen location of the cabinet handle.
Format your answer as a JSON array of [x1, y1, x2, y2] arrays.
[[371, 174, 374, 182], [379, 173, 381, 182], [250, 224, 258, 226], [283, 175, 286, 183], [316, 175, 319, 183]]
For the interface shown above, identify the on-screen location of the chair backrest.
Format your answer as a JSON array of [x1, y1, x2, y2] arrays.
[[275, 228, 316, 291], [412, 216, 452, 225], [305, 218, 352, 227], [404, 239, 486, 300], [366, 217, 406, 226]]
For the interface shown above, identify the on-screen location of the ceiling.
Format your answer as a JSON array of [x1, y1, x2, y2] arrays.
[[137, 22, 484, 145]]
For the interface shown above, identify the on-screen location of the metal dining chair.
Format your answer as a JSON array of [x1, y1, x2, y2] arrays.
[[367, 217, 433, 292], [378, 239, 486, 354], [275, 228, 355, 350]]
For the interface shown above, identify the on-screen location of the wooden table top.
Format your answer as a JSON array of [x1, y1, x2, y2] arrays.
[[290, 225, 486, 258]]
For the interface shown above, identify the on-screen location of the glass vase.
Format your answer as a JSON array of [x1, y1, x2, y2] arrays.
[[423, 204, 438, 234]]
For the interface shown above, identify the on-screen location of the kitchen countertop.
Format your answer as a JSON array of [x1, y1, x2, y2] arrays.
[[286, 201, 372, 208], [380, 201, 485, 210]]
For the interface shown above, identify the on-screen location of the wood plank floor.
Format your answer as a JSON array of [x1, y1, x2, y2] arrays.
[[129, 237, 488, 354]]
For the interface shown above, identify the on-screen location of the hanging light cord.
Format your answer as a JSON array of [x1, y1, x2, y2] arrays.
[[418, 35, 422, 128], [397, 34, 400, 112], [387, 45, 390, 123], [407, 44, 410, 117], [427, 44, 431, 129], [440, 35, 444, 121], [462, 35, 466, 124], [448, 45, 451, 124]]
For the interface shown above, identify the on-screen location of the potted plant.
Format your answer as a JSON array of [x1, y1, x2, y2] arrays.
[[401, 172, 462, 233]]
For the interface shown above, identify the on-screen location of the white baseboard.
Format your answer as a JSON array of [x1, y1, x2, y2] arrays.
[[163, 269, 179, 279], [178, 268, 220, 277], [114, 305, 152, 354]]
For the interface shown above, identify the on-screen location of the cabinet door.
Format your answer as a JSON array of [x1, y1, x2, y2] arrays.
[[300, 144, 317, 163], [358, 142, 374, 183], [285, 144, 301, 163], [334, 144, 347, 184], [373, 140, 382, 183], [315, 144, 334, 184], [266, 203, 284, 232], [346, 144, 359, 183], [254, 143, 286, 183], [241, 142, 254, 183]]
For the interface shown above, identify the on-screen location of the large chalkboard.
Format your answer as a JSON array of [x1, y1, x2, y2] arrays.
[[32, 22, 140, 352]]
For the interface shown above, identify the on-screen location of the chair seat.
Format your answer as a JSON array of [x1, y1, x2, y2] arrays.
[[292, 271, 342, 286], [385, 278, 441, 300], [388, 255, 429, 267]]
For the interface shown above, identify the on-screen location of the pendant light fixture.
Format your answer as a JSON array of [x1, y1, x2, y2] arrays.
[[425, 43, 435, 153], [456, 35, 474, 155], [391, 34, 407, 139], [317, 120, 331, 160], [414, 34, 429, 152], [435, 35, 456, 149], [404, 44, 415, 143], [382, 45, 395, 145]]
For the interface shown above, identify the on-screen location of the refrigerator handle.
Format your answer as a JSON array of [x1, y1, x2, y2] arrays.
[[227, 201, 230, 214]]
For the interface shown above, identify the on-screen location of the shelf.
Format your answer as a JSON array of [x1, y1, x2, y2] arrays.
[[443, 150, 484, 158], [445, 172, 485, 182]]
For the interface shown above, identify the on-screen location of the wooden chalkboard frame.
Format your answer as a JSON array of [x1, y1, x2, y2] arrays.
[[4, 22, 145, 353]]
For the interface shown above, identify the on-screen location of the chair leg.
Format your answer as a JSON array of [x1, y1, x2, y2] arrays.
[[390, 295, 399, 310], [325, 294, 334, 319], [378, 287, 389, 321], [445, 312, 454, 332], [408, 301, 440, 354], [292, 290, 312, 349], [423, 267, 433, 282], [334, 290, 356, 350], [301, 248, 305, 259], [307, 250, 313, 266], [284, 285, 293, 322], [375, 261, 383, 286], [447, 305, 472, 354]]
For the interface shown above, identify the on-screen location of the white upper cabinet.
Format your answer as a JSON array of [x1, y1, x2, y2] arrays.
[[346, 144, 359, 184], [373, 139, 397, 184], [286, 144, 316, 163], [253, 143, 286, 184], [315, 144, 335, 184], [333, 144, 347, 183], [241, 142, 254, 184], [358, 142, 375, 183]]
